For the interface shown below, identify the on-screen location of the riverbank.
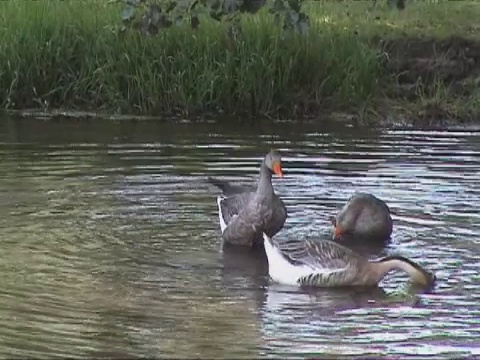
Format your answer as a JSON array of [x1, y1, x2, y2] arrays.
[[1, 1, 479, 125]]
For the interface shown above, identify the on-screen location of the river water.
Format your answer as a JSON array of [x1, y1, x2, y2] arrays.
[[0, 116, 479, 359]]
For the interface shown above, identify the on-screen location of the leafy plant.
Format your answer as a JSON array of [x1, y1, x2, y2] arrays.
[[113, 0, 309, 36]]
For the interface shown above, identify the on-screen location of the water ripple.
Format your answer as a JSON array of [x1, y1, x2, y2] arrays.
[[0, 119, 479, 358]]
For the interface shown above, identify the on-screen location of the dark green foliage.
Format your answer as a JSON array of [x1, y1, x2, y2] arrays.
[[115, 0, 309, 36]]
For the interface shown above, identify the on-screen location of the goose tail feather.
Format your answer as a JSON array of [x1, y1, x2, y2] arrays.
[[216, 196, 227, 233], [208, 176, 227, 192], [262, 233, 310, 286]]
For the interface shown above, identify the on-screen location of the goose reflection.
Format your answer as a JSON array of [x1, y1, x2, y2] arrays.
[[258, 283, 424, 357], [262, 284, 395, 316], [219, 245, 269, 299]]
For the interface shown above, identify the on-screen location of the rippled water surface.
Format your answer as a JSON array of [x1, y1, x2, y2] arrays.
[[0, 117, 479, 359]]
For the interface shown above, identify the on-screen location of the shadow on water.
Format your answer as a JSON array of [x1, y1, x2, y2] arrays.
[[0, 115, 479, 358], [258, 284, 433, 359], [262, 284, 417, 316], [221, 245, 268, 278]]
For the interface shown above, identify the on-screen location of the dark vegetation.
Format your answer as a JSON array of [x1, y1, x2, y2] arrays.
[[1, 0, 479, 125]]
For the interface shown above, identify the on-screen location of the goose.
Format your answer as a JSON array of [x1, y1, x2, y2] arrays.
[[262, 233, 435, 288], [210, 150, 287, 248], [330, 193, 393, 243]]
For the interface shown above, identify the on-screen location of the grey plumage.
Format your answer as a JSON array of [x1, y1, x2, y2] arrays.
[[332, 192, 393, 243], [263, 233, 435, 289], [207, 177, 255, 196], [268, 236, 366, 287], [209, 150, 287, 247]]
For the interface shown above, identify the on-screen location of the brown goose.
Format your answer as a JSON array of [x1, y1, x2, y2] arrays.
[[330, 193, 393, 243], [262, 233, 435, 289], [210, 150, 287, 248]]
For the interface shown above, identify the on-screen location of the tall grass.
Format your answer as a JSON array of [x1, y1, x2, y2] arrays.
[[0, 0, 383, 116]]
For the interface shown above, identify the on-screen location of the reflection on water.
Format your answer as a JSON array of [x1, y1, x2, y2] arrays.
[[0, 117, 479, 358]]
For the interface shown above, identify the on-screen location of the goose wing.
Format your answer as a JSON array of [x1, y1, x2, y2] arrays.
[[218, 193, 268, 245], [208, 175, 287, 238], [217, 192, 254, 230], [274, 237, 362, 271], [213, 183, 287, 236], [274, 237, 365, 287], [263, 196, 288, 237], [207, 176, 256, 196]]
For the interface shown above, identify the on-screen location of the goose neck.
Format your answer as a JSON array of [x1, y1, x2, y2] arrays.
[[370, 257, 432, 287], [257, 162, 274, 196]]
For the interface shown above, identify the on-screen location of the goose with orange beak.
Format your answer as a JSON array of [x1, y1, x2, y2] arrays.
[[330, 193, 393, 244], [211, 150, 287, 249]]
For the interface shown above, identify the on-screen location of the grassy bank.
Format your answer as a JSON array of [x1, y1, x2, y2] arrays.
[[1, 0, 479, 124]]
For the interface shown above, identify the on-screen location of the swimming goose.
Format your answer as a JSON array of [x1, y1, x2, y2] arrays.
[[211, 150, 287, 248], [262, 233, 435, 288], [330, 193, 393, 243]]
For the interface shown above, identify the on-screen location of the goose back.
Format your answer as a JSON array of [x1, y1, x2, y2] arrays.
[[210, 175, 287, 247], [207, 176, 255, 196], [264, 235, 373, 287], [334, 192, 393, 243]]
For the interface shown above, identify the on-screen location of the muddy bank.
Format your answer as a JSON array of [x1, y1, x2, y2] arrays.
[[383, 36, 480, 90], [378, 36, 480, 125]]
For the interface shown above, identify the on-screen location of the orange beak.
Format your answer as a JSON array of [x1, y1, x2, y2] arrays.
[[334, 226, 343, 240], [272, 162, 283, 177]]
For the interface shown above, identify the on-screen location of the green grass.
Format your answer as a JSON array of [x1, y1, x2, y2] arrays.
[[305, 0, 480, 40], [303, 0, 480, 124], [0, 0, 382, 116], [0, 0, 479, 121]]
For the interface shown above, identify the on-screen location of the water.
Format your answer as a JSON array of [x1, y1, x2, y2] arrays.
[[0, 116, 479, 359]]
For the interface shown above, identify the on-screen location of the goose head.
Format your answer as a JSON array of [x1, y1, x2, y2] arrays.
[[263, 150, 283, 177], [330, 193, 393, 243]]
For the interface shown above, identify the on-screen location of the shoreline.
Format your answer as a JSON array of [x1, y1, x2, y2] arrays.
[[4, 33, 479, 127], [5, 103, 479, 131], [1, 1, 479, 127]]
